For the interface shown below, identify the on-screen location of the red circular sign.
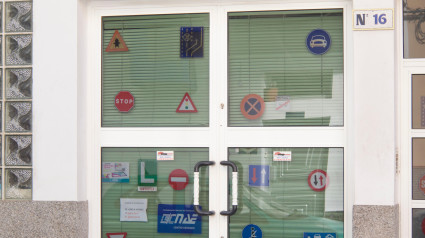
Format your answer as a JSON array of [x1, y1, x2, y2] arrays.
[[115, 91, 134, 112], [308, 169, 329, 192], [419, 174, 425, 195], [168, 169, 189, 190], [240, 94, 265, 120]]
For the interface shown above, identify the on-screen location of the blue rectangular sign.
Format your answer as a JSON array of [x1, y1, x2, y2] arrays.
[[157, 204, 202, 234], [303, 232, 337, 238], [249, 165, 270, 187]]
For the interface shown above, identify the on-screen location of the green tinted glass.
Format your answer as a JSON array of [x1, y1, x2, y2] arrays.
[[228, 147, 344, 237], [101, 147, 209, 237], [228, 10, 343, 126], [102, 14, 209, 127]]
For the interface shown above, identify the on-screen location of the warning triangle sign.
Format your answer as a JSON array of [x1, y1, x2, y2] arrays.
[[176, 92, 198, 113], [106, 30, 129, 52]]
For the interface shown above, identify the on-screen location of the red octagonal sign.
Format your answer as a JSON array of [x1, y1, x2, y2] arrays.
[[115, 91, 134, 112]]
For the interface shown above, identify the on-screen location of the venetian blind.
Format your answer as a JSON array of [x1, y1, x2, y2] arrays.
[[102, 14, 209, 127], [228, 10, 344, 127]]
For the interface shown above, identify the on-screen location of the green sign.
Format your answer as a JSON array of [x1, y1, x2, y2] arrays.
[[138, 159, 157, 191]]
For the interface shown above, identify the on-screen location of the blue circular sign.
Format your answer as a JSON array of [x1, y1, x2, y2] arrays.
[[306, 29, 331, 55], [242, 224, 262, 238]]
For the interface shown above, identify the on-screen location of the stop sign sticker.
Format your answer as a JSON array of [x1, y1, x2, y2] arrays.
[[115, 91, 134, 112], [308, 169, 329, 192], [169, 169, 189, 190]]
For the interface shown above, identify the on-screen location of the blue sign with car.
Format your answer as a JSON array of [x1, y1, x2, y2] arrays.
[[306, 29, 331, 55], [304, 232, 337, 238], [157, 204, 202, 234], [242, 224, 262, 238]]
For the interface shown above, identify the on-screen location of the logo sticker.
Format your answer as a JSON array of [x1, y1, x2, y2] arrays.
[[157, 204, 202, 234]]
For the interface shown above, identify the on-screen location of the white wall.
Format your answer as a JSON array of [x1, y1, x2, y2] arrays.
[[353, 0, 396, 205], [33, 0, 79, 201]]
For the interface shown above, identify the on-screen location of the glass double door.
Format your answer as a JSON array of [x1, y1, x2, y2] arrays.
[[100, 6, 345, 238]]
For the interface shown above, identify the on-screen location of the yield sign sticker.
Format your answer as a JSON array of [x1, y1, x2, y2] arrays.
[[169, 169, 189, 190], [249, 165, 269, 187], [106, 30, 129, 52], [176, 92, 198, 113], [308, 169, 329, 192], [107, 232, 127, 238]]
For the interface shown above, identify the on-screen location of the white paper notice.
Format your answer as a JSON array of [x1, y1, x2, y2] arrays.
[[120, 198, 148, 222], [273, 151, 292, 161]]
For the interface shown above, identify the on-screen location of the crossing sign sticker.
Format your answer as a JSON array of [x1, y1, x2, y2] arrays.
[[249, 165, 269, 187], [176, 92, 198, 113], [242, 224, 262, 238], [106, 30, 129, 52], [240, 94, 265, 120], [308, 169, 329, 192]]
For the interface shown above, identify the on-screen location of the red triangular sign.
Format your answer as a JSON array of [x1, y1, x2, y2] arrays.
[[176, 92, 198, 113], [106, 30, 129, 52], [107, 233, 127, 238]]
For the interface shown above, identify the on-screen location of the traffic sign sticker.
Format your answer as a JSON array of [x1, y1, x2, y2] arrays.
[[303, 232, 336, 238], [308, 169, 329, 192], [169, 169, 189, 190], [249, 165, 269, 187], [240, 94, 265, 120], [419, 174, 425, 196], [306, 29, 331, 55], [107, 232, 127, 238], [176, 92, 198, 113], [106, 30, 129, 52], [242, 224, 262, 238], [115, 91, 134, 112]]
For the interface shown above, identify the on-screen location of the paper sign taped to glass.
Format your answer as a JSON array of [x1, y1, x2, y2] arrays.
[[102, 162, 130, 183], [120, 198, 148, 222]]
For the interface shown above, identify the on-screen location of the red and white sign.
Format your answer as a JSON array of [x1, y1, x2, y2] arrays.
[[422, 217, 425, 235], [115, 91, 134, 112], [176, 92, 198, 113], [419, 174, 425, 195], [168, 169, 189, 190], [107, 232, 127, 238], [106, 30, 129, 52], [273, 151, 292, 161], [308, 169, 329, 192], [157, 151, 174, 161]]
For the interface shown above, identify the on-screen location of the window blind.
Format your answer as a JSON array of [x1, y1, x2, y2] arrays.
[[102, 14, 209, 127], [228, 10, 343, 127]]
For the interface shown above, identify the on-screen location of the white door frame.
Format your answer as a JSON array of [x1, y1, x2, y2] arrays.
[[84, 1, 353, 237]]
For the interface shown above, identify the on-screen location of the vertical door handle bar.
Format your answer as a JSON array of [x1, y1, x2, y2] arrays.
[[220, 161, 238, 216], [194, 161, 215, 216]]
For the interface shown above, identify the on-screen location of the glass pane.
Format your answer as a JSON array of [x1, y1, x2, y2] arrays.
[[412, 209, 425, 237], [5, 101, 31, 132], [403, 0, 425, 58], [6, 68, 32, 99], [5, 136, 32, 166], [101, 148, 209, 238], [228, 147, 344, 237], [228, 9, 344, 127], [102, 14, 209, 127], [5, 169, 32, 199], [6, 35, 32, 65], [5, 1, 32, 32], [412, 138, 425, 200], [412, 75, 425, 129], [0, 170, 2, 200]]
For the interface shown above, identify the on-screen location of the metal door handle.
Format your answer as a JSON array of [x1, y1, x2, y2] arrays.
[[193, 161, 215, 216], [220, 161, 238, 216]]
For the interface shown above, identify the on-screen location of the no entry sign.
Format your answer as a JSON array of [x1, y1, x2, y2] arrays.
[[308, 169, 329, 192], [168, 169, 189, 190], [115, 91, 134, 112]]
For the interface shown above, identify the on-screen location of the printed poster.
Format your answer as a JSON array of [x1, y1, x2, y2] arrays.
[[157, 204, 202, 234], [102, 162, 130, 183], [120, 198, 148, 222]]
